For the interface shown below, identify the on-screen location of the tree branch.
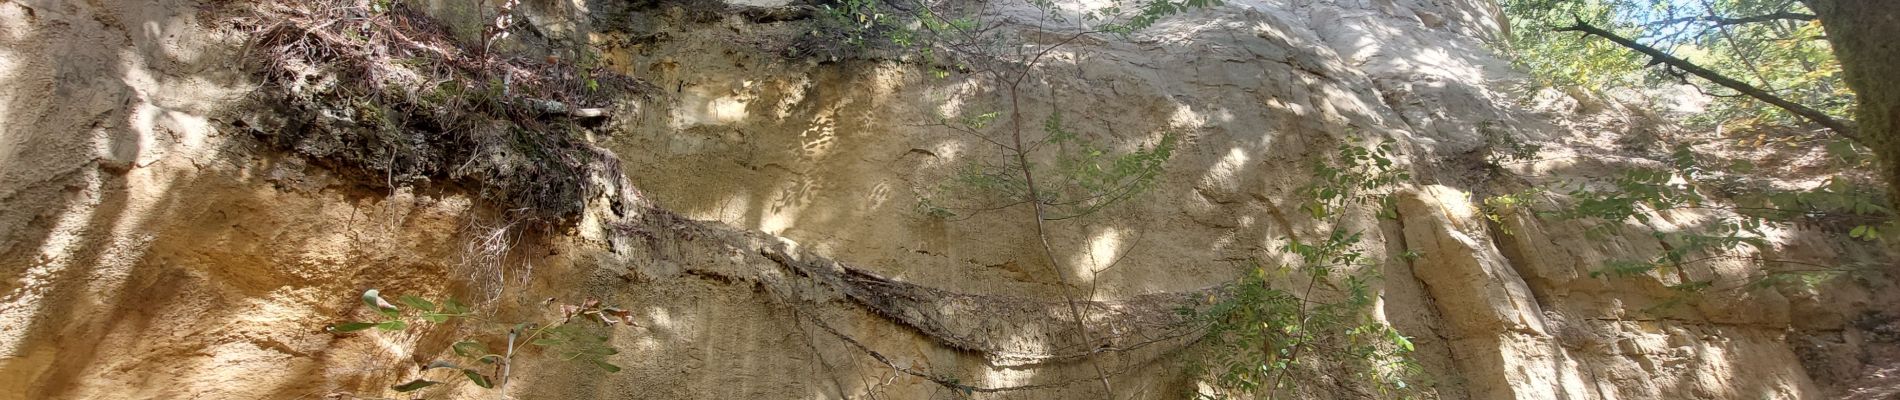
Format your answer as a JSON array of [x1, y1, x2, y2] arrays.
[[1005, 82, 1118, 398], [1712, 11, 1818, 26], [1647, 11, 1817, 27], [1556, 20, 1859, 139]]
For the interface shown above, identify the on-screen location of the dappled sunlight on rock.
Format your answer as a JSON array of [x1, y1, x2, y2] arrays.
[[0, 0, 1891, 398], [672, 85, 754, 128], [1077, 225, 1125, 285]]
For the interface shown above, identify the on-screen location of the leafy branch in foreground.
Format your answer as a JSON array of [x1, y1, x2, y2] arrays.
[[1485, 142, 1892, 310], [1553, 19, 1857, 138], [1186, 140, 1424, 399], [1502, 0, 1852, 133], [329, 289, 635, 395], [1497, 0, 1893, 312]]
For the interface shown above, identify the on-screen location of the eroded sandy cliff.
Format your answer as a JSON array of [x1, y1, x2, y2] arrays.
[[0, 0, 1894, 399]]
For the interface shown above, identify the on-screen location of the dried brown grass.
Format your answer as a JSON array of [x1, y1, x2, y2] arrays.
[[227, 0, 650, 223]]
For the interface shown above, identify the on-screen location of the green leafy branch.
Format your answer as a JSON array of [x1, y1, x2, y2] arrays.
[[1303, 139, 1410, 220], [1485, 143, 1891, 310], [329, 289, 635, 394], [1187, 140, 1424, 399]]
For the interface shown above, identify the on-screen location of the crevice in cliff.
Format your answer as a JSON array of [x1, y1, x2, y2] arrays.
[[1384, 193, 1471, 396], [1389, 190, 1476, 342], [1482, 210, 1559, 309]]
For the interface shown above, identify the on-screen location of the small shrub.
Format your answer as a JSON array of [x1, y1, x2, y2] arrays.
[[330, 289, 635, 393]]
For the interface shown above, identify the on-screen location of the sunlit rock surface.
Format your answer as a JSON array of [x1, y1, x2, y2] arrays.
[[0, 0, 1892, 399]]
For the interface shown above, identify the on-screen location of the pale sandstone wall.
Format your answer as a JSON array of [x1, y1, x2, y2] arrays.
[[0, 0, 1891, 399]]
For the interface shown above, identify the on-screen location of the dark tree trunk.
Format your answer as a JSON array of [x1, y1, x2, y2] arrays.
[[1807, 0, 1900, 206]]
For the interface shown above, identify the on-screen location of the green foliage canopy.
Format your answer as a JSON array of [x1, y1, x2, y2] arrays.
[[1504, 0, 1851, 130]]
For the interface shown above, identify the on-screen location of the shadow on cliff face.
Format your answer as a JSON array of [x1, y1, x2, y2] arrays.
[[0, 1, 511, 398], [3, 0, 1887, 398], [0, 1, 1201, 398], [583, 3, 1483, 396], [576, 0, 1900, 397], [599, 2, 1429, 294], [0, 0, 225, 395], [1477, 151, 1900, 398]]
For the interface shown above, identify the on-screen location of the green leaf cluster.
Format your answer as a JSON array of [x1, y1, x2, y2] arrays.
[[1187, 142, 1424, 399], [1186, 243, 1423, 399], [1099, 0, 1226, 35], [1488, 142, 1891, 310], [1303, 139, 1409, 220], [1502, 0, 1852, 131], [328, 289, 633, 394], [329, 289, 473, 333]]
